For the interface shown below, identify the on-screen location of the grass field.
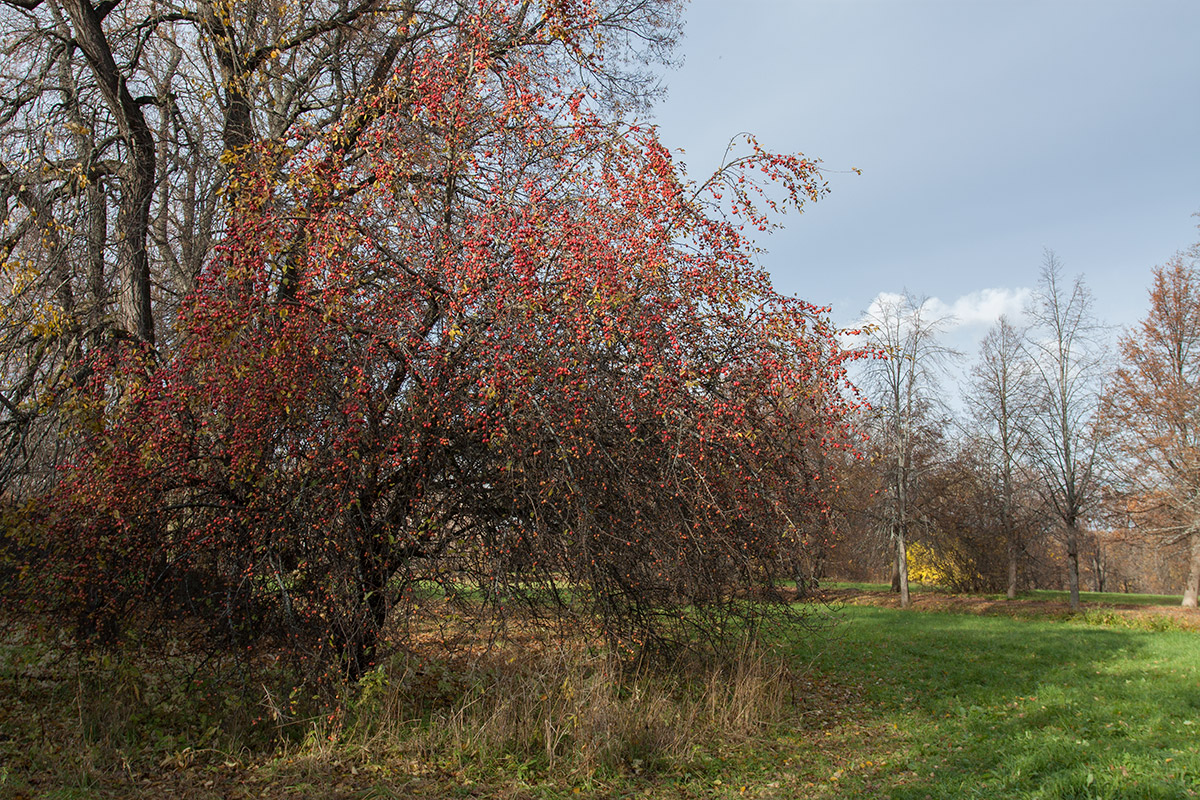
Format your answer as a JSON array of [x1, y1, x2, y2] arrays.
[[780, 606, 1199, 799], [1023, 589, 1187, 607], [2, 595, 1197, 799], [826, 581, 1187, 607]]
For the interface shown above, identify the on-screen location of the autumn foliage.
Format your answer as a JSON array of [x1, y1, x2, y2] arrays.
[[3, 1, 859, 679], [1105, 251, 1200, 607]]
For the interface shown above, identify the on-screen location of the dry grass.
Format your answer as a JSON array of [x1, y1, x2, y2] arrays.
[[325, 640, 793, 780], [1, 604, 806, 797]]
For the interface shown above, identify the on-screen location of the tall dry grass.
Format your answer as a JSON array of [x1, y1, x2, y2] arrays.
[[299, 641, 795, 779]]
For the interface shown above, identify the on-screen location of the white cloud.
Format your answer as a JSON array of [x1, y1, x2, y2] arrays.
[[861, 287, 1032, 332], [934, 287, 1032, 329]]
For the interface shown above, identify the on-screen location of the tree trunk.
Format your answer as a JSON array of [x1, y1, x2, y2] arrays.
[[1066, 522, 1081, 611], [1091, 545, 1106, 593], [62, 0, 156, 345], [896, 525, 910, 609], [86, 179, 108, 338], [116, 146, 156, 344], [1006, 538, 1018, 600], [1183, 530, 1200, 609], [1003, 496, 1018, 600]]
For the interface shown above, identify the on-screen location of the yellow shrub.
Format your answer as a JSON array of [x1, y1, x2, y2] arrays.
[[907, 541, 982, 590]]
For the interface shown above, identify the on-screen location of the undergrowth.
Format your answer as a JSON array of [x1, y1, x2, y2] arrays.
[[1079, 609, 1188, 632], [0, 623, 797, 797], [272, 643, 793, 786]]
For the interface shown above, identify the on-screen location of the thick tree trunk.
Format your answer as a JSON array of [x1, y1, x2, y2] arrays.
[[62, 0, 156, 345], [116, 149, 156, 344], [896, 525, 910, 609], [1066, 522, 1081, 611], [1183, 530, 1200, 609], [86, 180, 107, 336]]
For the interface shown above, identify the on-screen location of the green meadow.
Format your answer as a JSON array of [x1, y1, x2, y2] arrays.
[[778, 605, 1199, 799]]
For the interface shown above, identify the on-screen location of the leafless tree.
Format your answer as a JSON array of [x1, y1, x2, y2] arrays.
[[1022, 250, 1108, 611], [963, 315, 1037, 599], [858, 291, 958, 608]]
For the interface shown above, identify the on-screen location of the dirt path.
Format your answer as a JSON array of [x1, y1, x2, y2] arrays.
[[813, 587, 1200, 631]]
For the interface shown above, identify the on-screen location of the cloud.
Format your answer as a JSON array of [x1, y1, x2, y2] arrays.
[[931, 288, 1033, 328], [861, 287, 1032, 331]]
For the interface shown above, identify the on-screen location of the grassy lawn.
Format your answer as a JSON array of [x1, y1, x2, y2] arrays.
[[777, 606, 1200, 799], [1022, 589, 1186, 606], [2, 602, 1197, 798], [825, 581, 1186, 606]]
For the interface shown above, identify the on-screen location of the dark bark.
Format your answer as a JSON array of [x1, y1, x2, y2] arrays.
[[61, 0, 156, 344]]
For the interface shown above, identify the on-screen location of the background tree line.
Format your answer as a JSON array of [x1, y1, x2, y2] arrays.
[[823, 240, 1200, 611]]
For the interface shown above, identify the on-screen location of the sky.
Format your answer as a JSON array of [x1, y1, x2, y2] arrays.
[[648, 0, 1200, 360]]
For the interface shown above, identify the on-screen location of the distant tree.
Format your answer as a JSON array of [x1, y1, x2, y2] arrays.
[[1104, 246, 1200, 608], [819, 432, 891, 584], [963, 316, 1037, 599], [1023, 251, 1107, 611], [858, 292, 957, 608], [908, 444, 994, 592]]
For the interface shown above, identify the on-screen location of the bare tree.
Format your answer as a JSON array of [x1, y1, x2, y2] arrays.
[[963, 315, 1036, 599], [1023, 250, 1107, 611], [859, 291, 958, 608]]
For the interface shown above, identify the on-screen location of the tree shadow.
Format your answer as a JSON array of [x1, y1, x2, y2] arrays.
[[786, 607, 1199, 799]]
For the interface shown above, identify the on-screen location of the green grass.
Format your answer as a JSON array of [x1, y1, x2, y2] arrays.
[[824, 580, 969, 595], [775, 606, 1200, 799], [825, 580, 903, 592], [1022, 589, 1185, 606], [826, 581, 1185, 607]]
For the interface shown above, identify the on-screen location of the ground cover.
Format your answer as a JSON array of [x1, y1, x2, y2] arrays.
[[1024, 589, 1187, 607], [826, 582, 1185, 607], [782, 606, 1200, 799], [822, 583, 1199, 631], [1, 595, 1196, 799]]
